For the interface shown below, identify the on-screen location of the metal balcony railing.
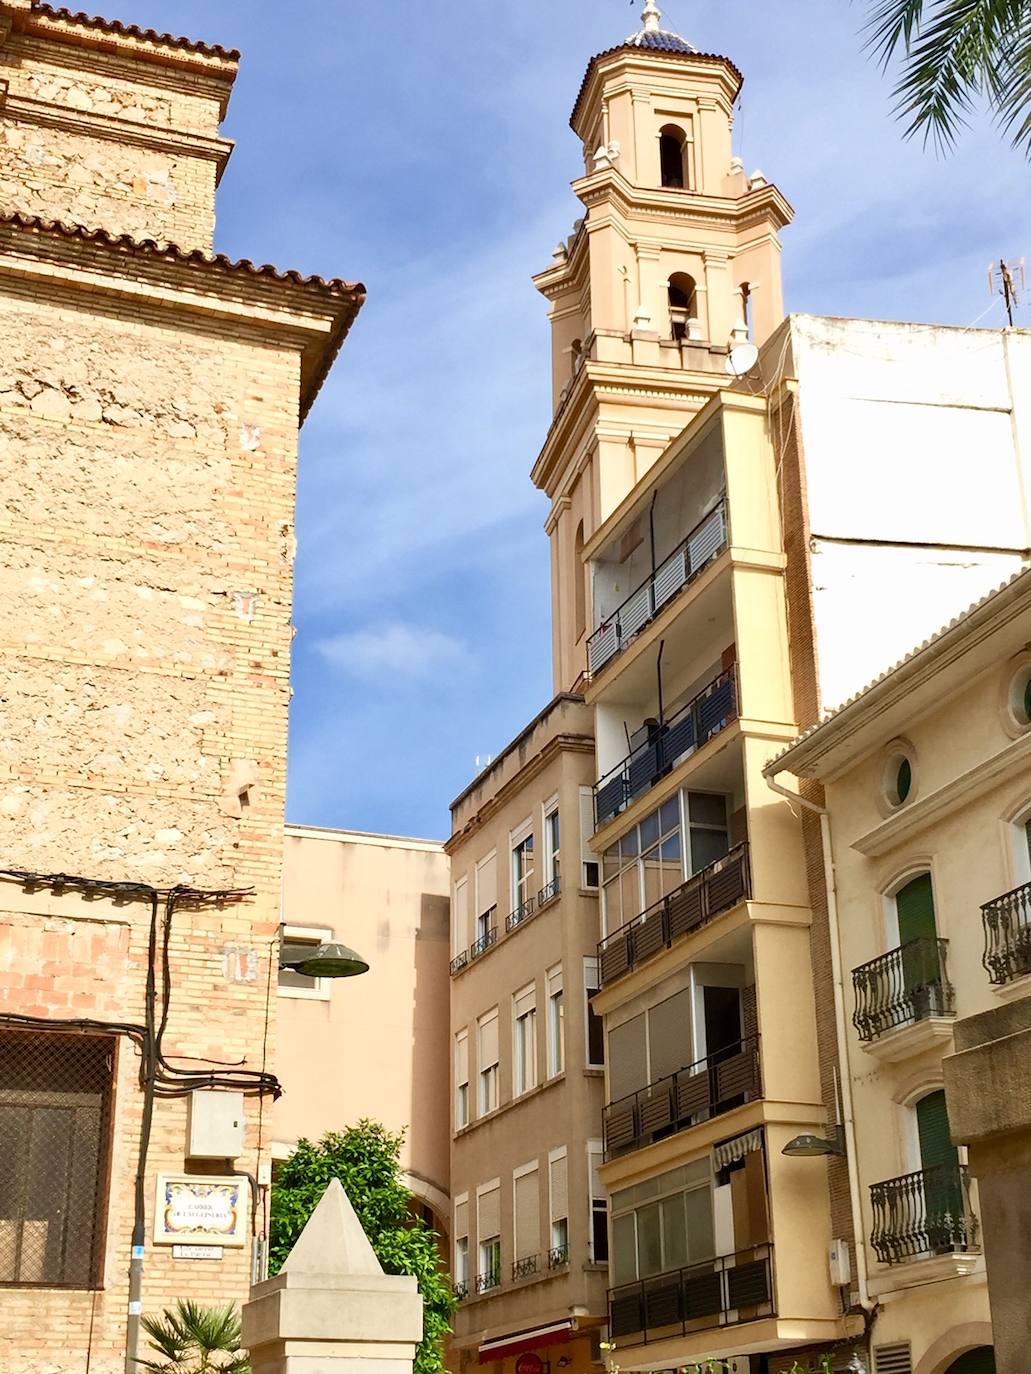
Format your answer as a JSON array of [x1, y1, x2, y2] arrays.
[[608, 1244, 774, 1344], [851, 938, 954, 1042], [547, 1243, 570, 1269], [593, 667, 738, 828], [870, 1164, 978, 1265], [469, 913, 497, 961], [512, 1254, 539, 1281], [603, 1036, 761, 1159], [505, 896, 535, 933], [597, 843, 750, 988], [449, 950, 468, 977], [453, 1279, 469, 1301], [587, 501, 728, 677], [538, 875, 561, 907], [475, 1269, 501, 1294], [982, 879, 1031, 985]]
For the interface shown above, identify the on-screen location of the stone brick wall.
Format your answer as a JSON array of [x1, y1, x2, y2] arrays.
[[0, 227, 342, 1371], [0, 18, 235, 248]]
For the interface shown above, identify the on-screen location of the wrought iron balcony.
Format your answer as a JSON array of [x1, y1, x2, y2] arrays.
[[512, 1254, 539, 1281], [547, 1243, 570, 1269], [852, 938, 954, 1042], [469, 914, 498, 961], [608, 1244, 774, 1344], [603, 1036, 761, 1159], [982, 879, 1031, 985], [538, 875, 561, 908], [597, 843, 750, 988], [453, 1279, 469, 1301], [449, 950, 468, 977], [587, 501, 728, 677], [505, 896, 535, 933], [870, 1164, 978, 1265], [475, 1269, 501, 1294], [594, 667, 737, 828]]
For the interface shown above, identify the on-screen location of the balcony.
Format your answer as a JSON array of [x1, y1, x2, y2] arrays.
[[475, 1269, 501, 1295], [594, 667, 738, 828], [852, 938, 954, 1049], [587, 501, 728, 678], [609, 1244, 774, 1345], [505, 896, 535, 934], [870, 1164, 978, 1265], [597, 843, 750, 988], [512, 1254, 540, 1282], [982, 879, 1031, 985], [450, 908, 499, 977], [603, 1036, 761, 1159], [538, 874, 561, 908]]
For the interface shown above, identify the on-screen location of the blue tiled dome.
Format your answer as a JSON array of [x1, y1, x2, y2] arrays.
[[623, 3, 696, 55]]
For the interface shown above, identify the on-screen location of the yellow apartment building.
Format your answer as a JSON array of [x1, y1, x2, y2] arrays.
[[0, 3, 361, 1370], [765, 570, 1031, 1374]]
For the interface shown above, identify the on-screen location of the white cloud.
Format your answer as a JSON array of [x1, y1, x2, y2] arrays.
[[316, 623, 475, 682]]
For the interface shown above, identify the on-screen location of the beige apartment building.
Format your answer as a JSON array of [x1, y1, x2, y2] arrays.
[[272, 825, 452, 1232], [447, 696, 608, 1374], [764, 570, 1031, 1374], [0, 4, 361, 1371], [514, 4, 1031, 1372]]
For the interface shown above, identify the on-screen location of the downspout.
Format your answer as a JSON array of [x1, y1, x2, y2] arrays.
[[764, 770, 873, 1317]]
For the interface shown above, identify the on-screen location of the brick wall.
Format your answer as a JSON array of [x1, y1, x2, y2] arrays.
[[775, 384, 857, 1269]]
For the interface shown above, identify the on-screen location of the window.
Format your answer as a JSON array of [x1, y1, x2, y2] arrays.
[[0, 1030, 114, 1288], [513, 984, 538, 1095], [580, 786, 600, 888], [584, 957, 604, 1067], [544, 803, 561, 887], [547, 965, 565, 1076], [667, 273, 697, 342], [882, 744, 916, 809], [477, 1180, 501, 1290], [513, 1163, 540, 1264], [278, 923, 333, 1000], [1008, 660, 1031, 728], [588, 1140, 608, 1263], [478, 1010, 500, 1114], [611, 1159, 714, 1284], [454, 1192, 469, 1294], [455, 1030, 469, 1129], [479, 1235, 501, 1288], [453, 877, 469, 958], [659, 125, 686, 187], [574, 520, 587, 642], [549, 1149, 568, 1263], [511, 823, 535, 914], [475, 852, 498, 944]]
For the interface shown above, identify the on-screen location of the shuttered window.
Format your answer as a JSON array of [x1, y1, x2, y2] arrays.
[[916, 1090, 958, 1171], [514, 1167, 540, 1260], [475, 853, 497, 916], [478, 1010, 499, 1114], [896, 873, 936, 945], [455, 1031, 469, 1128], [580, 786, 600, 888], [514, 986, 537, 1095], [453, 878, 469, 956], [549, 1150, 568, 1222], [454, 1194, 468, 1243], [0, 1030, 114, 1289], [608, 1014, 647, 1101], [647, 989, 692, 1082], [477, 1182, 500, 1241], [588, 1140, 608, 1263]]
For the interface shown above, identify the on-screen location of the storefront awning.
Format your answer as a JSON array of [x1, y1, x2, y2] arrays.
[[478, 1319, 574, 1363]]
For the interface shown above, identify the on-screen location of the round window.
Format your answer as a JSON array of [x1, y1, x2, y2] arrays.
[[1010, 664, 1031, 727], [883, 749, 915, 808]]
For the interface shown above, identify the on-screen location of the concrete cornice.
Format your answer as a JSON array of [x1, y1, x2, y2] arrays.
[[571, 166, 794, 234], [571, 47, 742, 136], [284, 825, 445, 853]]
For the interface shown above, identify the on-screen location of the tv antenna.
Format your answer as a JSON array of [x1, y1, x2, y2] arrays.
[[989, 257, 1025, 326]]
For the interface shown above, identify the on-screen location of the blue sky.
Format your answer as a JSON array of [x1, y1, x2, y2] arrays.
[[117, 1, 1030, 839]]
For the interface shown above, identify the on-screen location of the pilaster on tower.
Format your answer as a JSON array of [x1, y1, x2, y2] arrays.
[[532, 4, 793, 692]]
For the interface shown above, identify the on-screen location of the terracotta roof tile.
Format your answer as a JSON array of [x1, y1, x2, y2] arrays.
[[30, 3, 239, 62], [0, 209, 364, 299]]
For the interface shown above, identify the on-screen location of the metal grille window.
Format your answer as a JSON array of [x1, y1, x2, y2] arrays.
[[0, 1030, 114, 1288]]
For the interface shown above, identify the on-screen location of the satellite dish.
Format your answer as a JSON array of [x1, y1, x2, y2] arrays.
[[726, 341, 759, 377]]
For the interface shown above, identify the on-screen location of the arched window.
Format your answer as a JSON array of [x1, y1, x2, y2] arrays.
[[659, 126, 686, 189], [667, 273, 697, 342], [574, 521, 586, 642]]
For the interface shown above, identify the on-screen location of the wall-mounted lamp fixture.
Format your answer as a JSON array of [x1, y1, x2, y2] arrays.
[[279, 939, 370, 979], [781, 1126, 846, 1158]]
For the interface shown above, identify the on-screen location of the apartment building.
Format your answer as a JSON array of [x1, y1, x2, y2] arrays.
[[522, 4, 1031, 1372], [764, 570, 1031, 1374], [447, 696, 608, 1374], [272, 825, 451, 1233], [0, 4, 361, 1371]]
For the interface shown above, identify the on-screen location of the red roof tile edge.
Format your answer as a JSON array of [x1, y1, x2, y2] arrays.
[[30, 3, 241, 62], [0, 209, 365, 299]]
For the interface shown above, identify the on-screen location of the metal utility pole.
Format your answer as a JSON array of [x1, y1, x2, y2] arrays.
[[989, 257, 1025, 326]]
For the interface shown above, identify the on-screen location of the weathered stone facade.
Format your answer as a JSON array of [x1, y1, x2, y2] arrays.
[[0, 5, 363, 1371]]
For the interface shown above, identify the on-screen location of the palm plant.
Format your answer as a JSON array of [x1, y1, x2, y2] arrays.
[[866, 0, 1031, 154], [138, 1299, 250, 1374]]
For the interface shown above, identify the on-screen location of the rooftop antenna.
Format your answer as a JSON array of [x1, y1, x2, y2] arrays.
[[989, 257, 1025, 326]]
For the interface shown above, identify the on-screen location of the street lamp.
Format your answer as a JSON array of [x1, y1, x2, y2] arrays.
[[781, 1126, 846, 1158], [279, 939, 370, 979]]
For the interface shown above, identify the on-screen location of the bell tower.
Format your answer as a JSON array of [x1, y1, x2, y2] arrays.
[[532, 2, 793, 690]]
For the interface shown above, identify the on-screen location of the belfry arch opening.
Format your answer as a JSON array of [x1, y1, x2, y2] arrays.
[[668, 273, 697, 342], [659, 125, 687, 189]]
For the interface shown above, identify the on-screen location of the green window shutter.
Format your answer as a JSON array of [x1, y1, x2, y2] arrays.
[[896, 873, 936, 945], [916, 1090, 957, 1171]]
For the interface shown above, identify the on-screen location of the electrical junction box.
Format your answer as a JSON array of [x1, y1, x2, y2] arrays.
[[186, 1090, 244, 1161], [829, 1236, 852, 1287]]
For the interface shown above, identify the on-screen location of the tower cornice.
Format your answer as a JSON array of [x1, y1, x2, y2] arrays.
[[571, 47, 742, 137], [572, 165, 794, 233]]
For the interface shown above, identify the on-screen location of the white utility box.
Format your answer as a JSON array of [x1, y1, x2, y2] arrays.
[[186, 1089, 245, 1160], [829, 1236, 852, 1287]]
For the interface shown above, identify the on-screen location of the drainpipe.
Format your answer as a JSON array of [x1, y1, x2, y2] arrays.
[[764, 770, 873, 1317]]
